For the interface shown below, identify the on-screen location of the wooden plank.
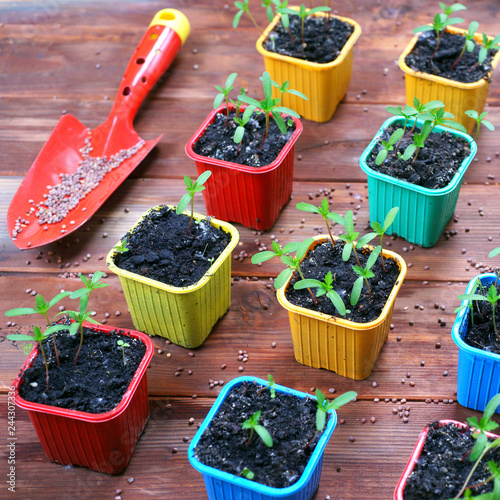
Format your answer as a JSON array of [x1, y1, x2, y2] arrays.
[[2, 394, 499, 500], [1, 177, 499, 282], [0, 277, 476, 400]]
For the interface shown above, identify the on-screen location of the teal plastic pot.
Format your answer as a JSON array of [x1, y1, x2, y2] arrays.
[[452, 273, 500, 414], [359, 116, 476, 247]]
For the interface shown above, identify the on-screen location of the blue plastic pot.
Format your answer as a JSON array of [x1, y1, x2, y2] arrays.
[[452, 273, 500, 414], [359, 116, 477, 247], [188, 376, 337, 500]]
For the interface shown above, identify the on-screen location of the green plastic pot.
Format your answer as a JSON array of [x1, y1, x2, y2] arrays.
[[359, 116, 477, 247]]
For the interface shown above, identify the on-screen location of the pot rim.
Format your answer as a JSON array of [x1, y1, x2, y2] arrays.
[[276, 234, 407, 330], [106, 205, 239, 294], [256, 9, 362, 70], [185, 103, 303, 174], [188, 375, 337, 496], [12, 321, 154, 422], [398, 26, 500, 89], [359, 115, 477, 196]]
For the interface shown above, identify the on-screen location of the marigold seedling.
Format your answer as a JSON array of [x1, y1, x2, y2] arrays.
[[233, 104, 256, 155], [250, 240, 300, 265], [275, 237, 314, 288], [371, 207, 399, 272], [114, 240, 129, 254], [117, 339, 130, 366], [296, 198, 341, 246], [176, 171, 212, 234], [478, 32, 500, 64], [241, 468, 255, 480], [294, 270, 350, 317], [337, 210, 377, 267], [315, 389, 357, 432], [266, 374, 276, 398], [465, 110, 495, 141], [375, 129, 404, 166], [351, 246, 381, 304], [233, 0, 260, 30], [451, 21, 479, 70], [214, 73, 238, 127], [242, 410, 273, 447], [278, 4, 331, 45]]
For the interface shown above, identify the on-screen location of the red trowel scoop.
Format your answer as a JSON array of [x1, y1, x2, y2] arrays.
[[7, 9, 190, 249]]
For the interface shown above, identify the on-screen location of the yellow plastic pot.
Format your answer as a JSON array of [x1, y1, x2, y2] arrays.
[[256, 10, 361, 123], [277, 236, 407, 380], [399, 26, 500, 134], [106, 206, 239, 348]]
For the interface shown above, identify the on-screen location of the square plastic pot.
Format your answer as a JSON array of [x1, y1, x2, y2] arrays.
[[452, 273, 500, 414], [399, 26, 500, 134], [11, 322, 154, 474], [188, 376, 337, 500], [394, 419, 500, 499], [185, 104, 302, 231], [106, 205, 239, 348], [256, 10, 361, 123], [359, 116, 477, 248], [276, 236, 407, 380]]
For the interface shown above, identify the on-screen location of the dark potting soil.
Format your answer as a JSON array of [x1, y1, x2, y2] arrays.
[[113, 206, 231, 288], [365, 122, 471, 190], [18, 325, 147, 414], [463, 281, 500, 355], [403, 422, 500, 499], [193, 380, 329, 489], [263, 15, 354, 64], [192, 109, 295, 168], [405, 30, 498, 84], [285, 239, 401, 323]]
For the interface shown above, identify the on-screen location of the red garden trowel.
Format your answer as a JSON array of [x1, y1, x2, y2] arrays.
[[7, 9, 190, 249]]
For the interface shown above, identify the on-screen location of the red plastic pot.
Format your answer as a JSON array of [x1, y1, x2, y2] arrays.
[[185, 104, 303, 231], [11, 322, 154, 474], [394, 419, 500, 499]]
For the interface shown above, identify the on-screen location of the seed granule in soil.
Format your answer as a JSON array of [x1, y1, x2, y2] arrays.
[[193, 109, 295, 168], [17, 325, 147, 414], [366, 122, 471, 189], [285, 239, 400, 323], [113, 206, 231, 288], [193, 380, 329, 488], [403, 422, 500, 499], [263, 15, 354, 64], [463, 281, 500, 355], [405, 30, 498, 84]]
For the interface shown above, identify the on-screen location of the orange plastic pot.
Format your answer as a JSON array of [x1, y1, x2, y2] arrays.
[[256, 10, 361, 123], [399, 26, 500, 134], [277, 236, 407, 380], [11, 322, 154, 474]]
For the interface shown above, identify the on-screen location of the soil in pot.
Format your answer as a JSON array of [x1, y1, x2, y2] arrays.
[[463, 281, 500, 355], [113, 206, 231, 287], [193, 379, 329, 488], [403, 421, 499, 499], [405, 31, 498, 84], [263, 15, 354, 64], [285, 239, 400, 323], [17, 325, 147, 414], [192, 109, 295, 168], [365, 122, 471, 189]]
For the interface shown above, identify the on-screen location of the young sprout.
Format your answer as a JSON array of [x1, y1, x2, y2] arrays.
[[337, 211, 377, 267], [478, 33, 500, 65], [233, 0, 260, 30], [214, 73, 238, 127], [278, 4, 331, 45], [371, 207, 399, 272], [6, 291, 71, 365], [439, 2, 467, 17], [454, 393, 500, 499], [239, 71, 305, 147], [113, 240, 129, 254], [229, 87, 247, 120], [294, 271, 350, 317], [451, 21, 479, 70], [275, 237, 313, 288], [7, 324, 68, 390], [242, 410, 273, 447], [241, 468, 255, 480], [176, 171, 212, 234], [270, 78, 308, 104], [423, 106, 466, 133], [296, 198, 342, 246], [402, 120, 433, 164], [261, 0, 275, 22], [233, 105, 256, 155], [315, 389, 357, 432], [65, 271, 109, 365], [251, 240, 300, 265], [351, 246, 381, 303], [272, 0, 295, 42], [375, 129, 404, 166], [117, 339, 130, 366], [385, 104, 418, 149], [404, 98, 445, 137], [465, 110, 495, 141], [266, 374, 277, 398]]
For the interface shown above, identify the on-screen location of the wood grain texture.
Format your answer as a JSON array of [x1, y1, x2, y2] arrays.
[[1, 0, 500, 498]]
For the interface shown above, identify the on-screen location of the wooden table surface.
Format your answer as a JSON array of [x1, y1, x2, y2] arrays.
[[1, 1, 500, 498]]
